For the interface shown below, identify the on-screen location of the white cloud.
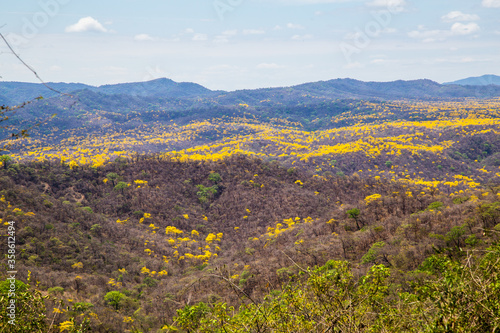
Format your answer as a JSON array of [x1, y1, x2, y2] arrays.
[[192, 33, 208, 41], [366, 0, 406, 12], [433, 57, 477, 64], [408, 22, 480, 42], [408, 28, 444, 43], [243, 29, 266, 35], [50, 65, 62, 71], [344, 31, 364, 40], [134, 34, 154, 41], [205, 64, 242, 73], [482, 0, 500, 7], [222, 30, 238, 36], [65, 17, 108, 33], [184, 28, 195, 34], [442, 11, 480, 22], [213, 36, 229, 44], [103, 66, 128, 75], [450, 22, 480, 35], [367, 0, 405, 6], [270, 0, 357, 3], [291, 34, 313, 40], [370, 59, 385, 64], [256, 63, 284, 69], [213, 30, 237, 44], [459, 57, 475, 63], [286, 23, 305, 29], [343, 27, 393, 40], [344, 61, 364, 69]]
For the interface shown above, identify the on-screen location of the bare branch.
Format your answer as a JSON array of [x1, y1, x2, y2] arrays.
[[0, 32, 73, 98]]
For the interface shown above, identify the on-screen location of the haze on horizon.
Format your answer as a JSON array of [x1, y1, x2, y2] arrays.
[[1, 0, 499, 91]]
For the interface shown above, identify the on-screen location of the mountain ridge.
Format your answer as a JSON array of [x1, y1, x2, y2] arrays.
[[4, 77, 500, 107], [443, 74, 500, 86], [0, 78, 217, 105]]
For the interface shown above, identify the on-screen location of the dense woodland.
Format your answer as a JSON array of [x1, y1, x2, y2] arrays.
[[1, 80, 500, 331], [1, 152, 500, 332]]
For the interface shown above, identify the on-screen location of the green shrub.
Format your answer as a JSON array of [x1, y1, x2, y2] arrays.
[[143, 277, 158, 288], [453, 196, 469, 204], [47, 286, 64, 295], [81, 207, 93, 213], [104, 291, 126, 310], [72, 302, 94, 312], [196, 184, 218, 203], [426, 201, 444, 211], [208, 172, 222, 183], [361, 241, 386, 264], [347, 208, 360, 219]]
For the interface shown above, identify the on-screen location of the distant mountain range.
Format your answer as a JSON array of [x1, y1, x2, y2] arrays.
[[0, 78, 218, 106], [2, 77, 500, 107], [443, 74, 500, 86]]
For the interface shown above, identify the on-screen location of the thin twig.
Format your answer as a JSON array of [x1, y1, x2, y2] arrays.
[[280, 250, 309, 274], [207, 270, 271, 332], [0, 32, 73, 98], [47, 300, 61, 332]]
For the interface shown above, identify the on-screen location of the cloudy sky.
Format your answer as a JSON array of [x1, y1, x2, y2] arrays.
[[1, 0, 499, 90]]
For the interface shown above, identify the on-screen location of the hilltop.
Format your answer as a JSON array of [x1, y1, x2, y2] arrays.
[[3, 77, 500, 106], [443, 74, 500, 86], [0, 78, 217, 106]]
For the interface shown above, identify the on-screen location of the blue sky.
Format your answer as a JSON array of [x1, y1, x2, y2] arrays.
[[1, 0, 499, 90]]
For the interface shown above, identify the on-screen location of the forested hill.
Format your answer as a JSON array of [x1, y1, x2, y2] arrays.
[[443, 74, 500, 86], [2, 151, 500, 331], [3, 77, 500, 152], [2, 77, 500, 106], [0, 78, 217, 106], [2, 78, 500, 331]]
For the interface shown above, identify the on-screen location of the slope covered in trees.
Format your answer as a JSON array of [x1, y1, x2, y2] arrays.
[[2, 83, 500, 331], [1, 152, 500, 331]]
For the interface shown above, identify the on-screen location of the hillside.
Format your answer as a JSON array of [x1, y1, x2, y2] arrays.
[[1, 152, 500, 331], [3, 78, 500, 152], [3, 77, 500, 107], [444, 74, 500, 86], [2, 81, 500, 331], [0, 78, 216, 106]]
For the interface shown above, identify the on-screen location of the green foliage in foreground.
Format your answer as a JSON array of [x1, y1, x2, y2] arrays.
[[0, 274, 47, 332], [0, 274, 90, 332], [168, 242, 500, 333]]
